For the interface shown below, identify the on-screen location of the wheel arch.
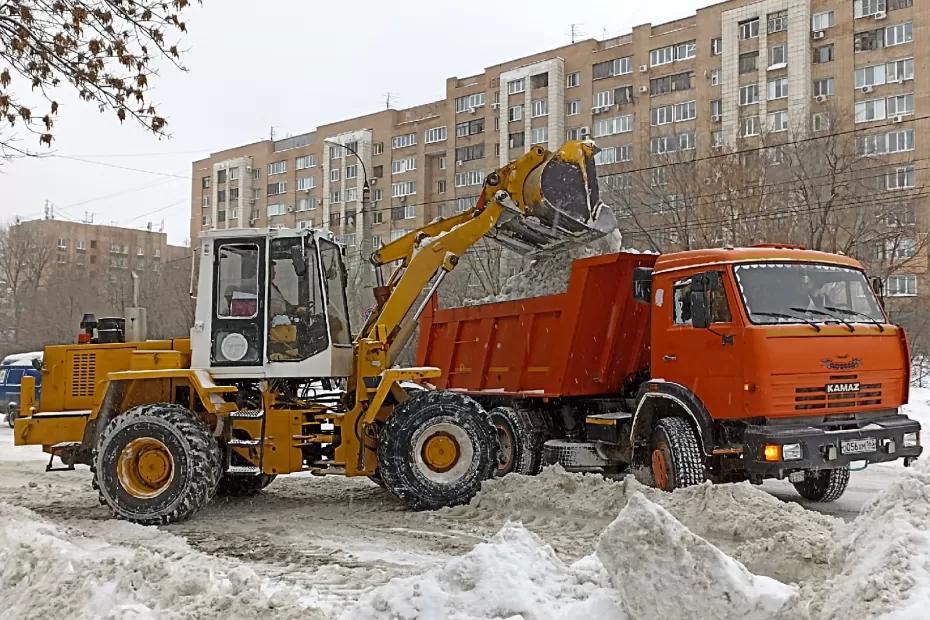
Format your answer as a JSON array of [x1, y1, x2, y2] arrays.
[[631, 382, 716, 464]]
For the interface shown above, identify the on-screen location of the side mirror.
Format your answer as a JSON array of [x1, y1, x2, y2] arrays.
[[291, 245, 307, 277], [689, 271, 721, 330], [870, 276, 884, 298], [633, 267, 654, 304], [31, 357, 42, 372]]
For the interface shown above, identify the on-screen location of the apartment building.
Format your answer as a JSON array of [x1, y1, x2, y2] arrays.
[[191, 0, 925, 297], [15, 218, 189, 276]]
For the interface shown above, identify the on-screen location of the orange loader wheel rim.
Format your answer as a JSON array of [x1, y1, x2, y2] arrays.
[[117, 437, 175, 499], [651, 446, 671, 491], [421, 431, 461, 474]]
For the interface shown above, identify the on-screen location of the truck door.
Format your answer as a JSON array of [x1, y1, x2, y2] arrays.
[[655, 270, 744, 416], [211, 239, 265, 366]]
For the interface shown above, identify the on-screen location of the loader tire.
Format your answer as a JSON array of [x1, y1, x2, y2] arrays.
[[94, 403, 221, 525], [488, 406, 548, 476], [216, 473, 276, 497], [792, 467, 850, 502], [649, 417, 706, 491], [378, 391, 498, 510]]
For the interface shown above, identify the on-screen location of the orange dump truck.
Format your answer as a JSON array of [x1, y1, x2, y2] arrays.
[[417, 246, 923, 501]]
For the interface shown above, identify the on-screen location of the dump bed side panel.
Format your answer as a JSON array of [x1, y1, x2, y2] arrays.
[[417, 252, 657, 398]]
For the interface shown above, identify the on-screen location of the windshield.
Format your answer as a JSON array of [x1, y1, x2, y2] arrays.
[[734, 262, 885, 326]]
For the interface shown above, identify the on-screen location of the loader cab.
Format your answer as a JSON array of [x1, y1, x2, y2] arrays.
[[191, 228, 354, 378]]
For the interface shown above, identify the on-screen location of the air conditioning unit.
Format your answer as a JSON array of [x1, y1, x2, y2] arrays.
[[639, 85, 649, 93], [639, 64, 648, 73], [369, 178, 377, 186], [287, 206, 294, 212], [874, 10, 887, 20], [399, 195, 407, 203], [815, 94, 828, 103], [861, 85, 873, 94], [812, 30, 825, 40], [491, 102, 500, 109], [893, 115, 904, 123], [456, 160, 465, 167], [579, 126, 590, 138], [711, 115, 721, 123]]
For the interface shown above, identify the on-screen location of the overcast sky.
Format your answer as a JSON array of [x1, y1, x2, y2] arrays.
[[1, 0, 704, 245]]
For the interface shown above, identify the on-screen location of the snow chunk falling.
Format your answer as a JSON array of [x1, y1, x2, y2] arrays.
[[596, 492, 800, 620]]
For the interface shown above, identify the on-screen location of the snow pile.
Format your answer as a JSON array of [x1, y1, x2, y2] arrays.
[[597, 493, 799, 619], [0, 502, 324, 620], [344, 522, 624, 620], [814, 457, 930, 619]]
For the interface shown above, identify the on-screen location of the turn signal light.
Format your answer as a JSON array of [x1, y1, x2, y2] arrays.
[[764, 444, 781, 462]]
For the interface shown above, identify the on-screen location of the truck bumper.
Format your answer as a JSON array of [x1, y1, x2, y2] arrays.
[[742, 413, 922, 477]]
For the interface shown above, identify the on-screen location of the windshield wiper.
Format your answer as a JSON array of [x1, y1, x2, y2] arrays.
[[824, 306, 885, 332], [752, 311, 821, 332], [788, 306, 855, 332]]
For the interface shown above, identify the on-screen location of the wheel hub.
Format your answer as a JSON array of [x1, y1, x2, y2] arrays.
[[495, 424, 514, 471], [651, 447, 670, 491], [117, 437, 175, 499], [422, 431, 460, 473]]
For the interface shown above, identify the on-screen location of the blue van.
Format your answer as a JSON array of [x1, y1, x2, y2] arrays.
[[1, 352, 42, 428]]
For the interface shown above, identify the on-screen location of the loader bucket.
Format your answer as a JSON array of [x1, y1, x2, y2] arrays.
[[492, 142, 618, 255]]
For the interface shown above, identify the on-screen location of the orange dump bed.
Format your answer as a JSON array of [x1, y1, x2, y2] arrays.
[[416, 252, 658, 398]]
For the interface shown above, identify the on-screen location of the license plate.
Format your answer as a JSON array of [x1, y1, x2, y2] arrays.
[[841, 437, 876, 455]]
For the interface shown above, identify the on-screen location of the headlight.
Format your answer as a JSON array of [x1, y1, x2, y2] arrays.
[[782, 443, 803, 461], [220, 332, 249, 361], [903, 432, 919, 448]]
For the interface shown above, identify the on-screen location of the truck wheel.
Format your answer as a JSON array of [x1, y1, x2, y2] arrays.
[[792, 467, 850, 502], [378, 391, 498, 510], [488, 406, 547, 476], [650, 417, 705, 491], [94, 403, 221, 525]]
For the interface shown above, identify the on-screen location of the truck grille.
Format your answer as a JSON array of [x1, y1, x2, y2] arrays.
[[794, 374, 881, 411], [71, 352, 96, 397]]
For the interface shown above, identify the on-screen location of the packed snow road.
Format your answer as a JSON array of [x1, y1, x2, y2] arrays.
[[1, 391, 928, 618]]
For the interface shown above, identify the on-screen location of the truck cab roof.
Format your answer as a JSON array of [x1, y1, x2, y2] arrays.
[[653, 246, 863, 275]]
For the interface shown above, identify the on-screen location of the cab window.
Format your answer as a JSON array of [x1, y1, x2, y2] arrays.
[[673, 273, 731, 325], [216, 243, 259, 318]]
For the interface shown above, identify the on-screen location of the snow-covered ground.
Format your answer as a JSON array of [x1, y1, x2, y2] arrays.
[[1, 391, 929, 619]]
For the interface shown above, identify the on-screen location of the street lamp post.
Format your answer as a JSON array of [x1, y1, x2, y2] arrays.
[[324, 139, 373, 290]]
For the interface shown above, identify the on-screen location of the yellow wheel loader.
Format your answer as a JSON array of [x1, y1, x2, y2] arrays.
[[12, 142, 615, 524]]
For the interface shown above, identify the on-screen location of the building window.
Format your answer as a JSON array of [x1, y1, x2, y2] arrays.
[[812, 112, 831, 132], [454, 92, 486, 113], [345, 187, 358, 202], [886, 166, 915, 190], [739, 18, 760, 40], [739, 83, 759, 106], [391, 156, 416, 174], [507, 78, 525, 94], [855, 98, 887, 123], [372, 188, 383, 203], [886, 22, 913, 46], [812, 11, 835, 31], [508, 131, 525, 149], [438, 157, 447, 170], [329, 190, 341, 204], [531, 126, 548, 145], [566, 71, 581, 88], [855, 28, 885, 52], [813, 77, 834, 97], [391, 180, 417, 197], [330, 212, 341, 226], [296, 155, 316, 169], [267, 203, 287, 217], [855, 0, 887, 18], [330, 168, 340, 182], [615, 86, 633, 105], [813, 44, 834, 64], [711, 99, 722, 119], [711, 130, 724, 147], [267, 161, 286, 175], [675, 41, 696, 60], [651, 105, 673, 126], [217, 169, 227, 183], [372, 142, 384, 156], [508, 105, 523, 123], [768, 77, 788, 100], [592, 57, 632, 80], [739, 52, 758, 74], [595, 90, 614, 108], [345, 164, 359, 179], [252, 168, 261, 180], [886, 275, 917, 296], [674, 100, 696, 122], [649, 72, 692, 96], [454, 170, 485, 187], [887, 57, 914, 82], [567, 100, 581, 116], [392, 133, 417, 149], [455, 144, 484, 162], [711, 37, 723, 55], [855, 64, 886, 88], [593, 114, 633, 138], [437, 180, 446, 194], [710, 69, 721, 86], [201, 176, 210, 189], [650, 45, 674, 67], [455, 118, 485, 137], [424, 126, 447, 144], [296, 176, 316, 191], [769, 44, 787, 68], [201, 195, 210, 208], [768, 110, 789, 132], [767, 10, 787, 33], [887, 93, 914, 117], [859, 128, 915, 155], [297, 197, 317, 211], [742, 116, 761, 137], [888, 0, 912, 8], [267, 181, 286, 196], [531, 99, 549, 118]]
